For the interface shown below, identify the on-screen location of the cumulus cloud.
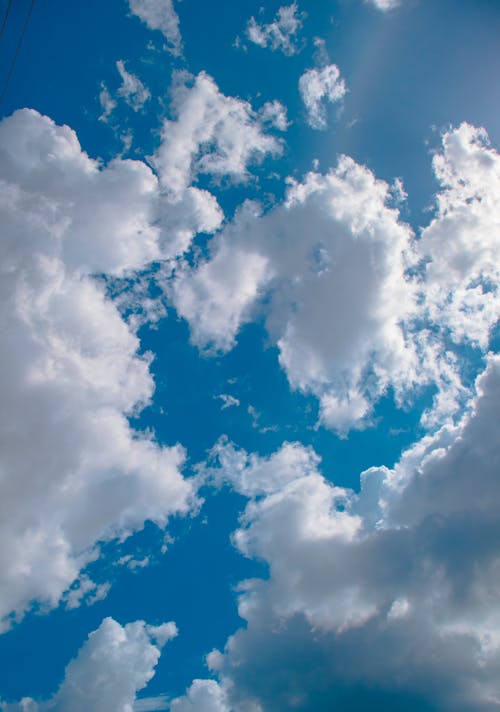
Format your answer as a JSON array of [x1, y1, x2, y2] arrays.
[[258, 100, 289, 131], [171, 157, 420, 431], [192, 358, 500, 709], [419, 123, 500, 349], [245, 3, 306, 56], [0, 109, 197, 629], [116, 60, 151, 111], [2, 617, 177, 710], [128, 0, 182, 56], [171, 224, 271, 353], [299, 64, 347, 129], [154, 71, 283, 197], [157, 184, 224, 258], [0, 82, 283, 629], [170, 679, 230, 712], [170, 122, 500, 433]]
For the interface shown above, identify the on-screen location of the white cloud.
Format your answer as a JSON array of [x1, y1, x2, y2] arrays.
[[419, 123, 500, 349], [258, 100, 289, 131], [128, 0, 182, 56], [117, 60, 151, 111], [170, 122, 500, 433], [157, 185, 224, 258], [99, 83, 117, 122], [367, 0, 401, 10], [299, 64, 347, 130], [245, 3, 306, 56], [192, 358, 500, 709], [0, 109, 197, 629], [171, 158, 420, 432], [170, 680, 230, 712], [171, 219, 271, 353], [215, 394, 240, 410], [64, 574, 110, 609], [2, 617, 177, 711], [154, 72, 283, 196]]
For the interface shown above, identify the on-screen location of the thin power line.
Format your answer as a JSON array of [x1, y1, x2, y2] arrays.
[[0, 0, 36, 106], [0, 0, 14, 45]]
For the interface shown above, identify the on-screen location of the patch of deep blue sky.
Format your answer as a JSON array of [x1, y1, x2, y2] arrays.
[[0, 0, 499, 704]]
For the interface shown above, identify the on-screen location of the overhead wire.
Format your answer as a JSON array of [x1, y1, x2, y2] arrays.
[[0, 0, 36, 106], [0, 0, 14, 45]]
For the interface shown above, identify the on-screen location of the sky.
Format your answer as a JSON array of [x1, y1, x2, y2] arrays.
[[0, 0, 500, 710]]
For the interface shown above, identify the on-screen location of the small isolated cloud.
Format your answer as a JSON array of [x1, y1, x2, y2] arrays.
[[128, 0, 182, 56], [154, 71, 284, 196], [245, 3, 306, 56], [116, 60, 151, 111], [3, 617, 177, 711], [98, 82, 117, 122], [98, 62, 150, 125], [299, 64, 347, 130], [215, 394, 240, 410], [367, 0, 401, 10]]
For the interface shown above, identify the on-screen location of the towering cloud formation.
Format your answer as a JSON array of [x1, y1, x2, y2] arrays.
[[188, 356, 500, 710], [0, 109, 195, 628], [2, 617, 177, 710], [0, 67, 292, 628]]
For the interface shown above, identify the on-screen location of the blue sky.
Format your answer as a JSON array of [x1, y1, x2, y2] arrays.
[[1, 1, 500, 710]]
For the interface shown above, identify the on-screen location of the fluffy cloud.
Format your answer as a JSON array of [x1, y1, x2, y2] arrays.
[[171, 226, 271, 353], [0, 109, 197, 629], [299, 64, 347, 130], [151, 70, 283, 269], [171, 157, 420, 431], [258, 100, 289, 131], [0, 81, 286, 629], [128, 0, 182, 55], [154, 71, 283, 196], [193, 357, 500, 709], [170, 122, 500, 432], [2, 617, 177, 711], [245, 3, 305, 56], [170, 680, 230, 712], [419, 123, 500, 349]]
